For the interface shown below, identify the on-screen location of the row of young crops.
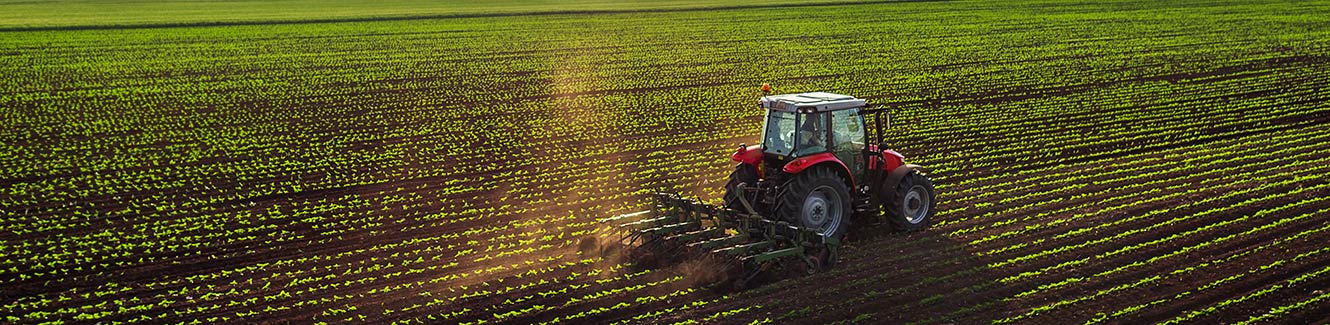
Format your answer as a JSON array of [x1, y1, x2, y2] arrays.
[[3, 0, 1330, 323]]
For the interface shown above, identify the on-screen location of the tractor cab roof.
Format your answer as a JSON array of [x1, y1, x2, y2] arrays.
[[759, 92, 866, 113]]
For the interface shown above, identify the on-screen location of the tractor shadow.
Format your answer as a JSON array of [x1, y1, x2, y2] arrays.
[[592, 214, 1009, 314], [808, 225, 1006, 324], [635, 224, 1010, 324], [728, 223, 1005, 325]]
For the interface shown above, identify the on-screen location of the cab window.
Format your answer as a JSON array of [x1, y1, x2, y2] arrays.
[[831, 109, 865, 152]]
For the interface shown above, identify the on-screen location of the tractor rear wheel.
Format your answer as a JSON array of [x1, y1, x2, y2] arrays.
[[777, 167, 850, 239], [723, 164, 760, 210], [886, 171, 936, 231]]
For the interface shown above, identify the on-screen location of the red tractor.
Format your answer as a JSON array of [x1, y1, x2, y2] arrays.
[[725, 86, 937, 239], [605, 85, 936, 285]]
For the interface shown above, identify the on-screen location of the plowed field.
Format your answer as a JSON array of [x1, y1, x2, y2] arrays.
[[3, 0, 1330, 323]]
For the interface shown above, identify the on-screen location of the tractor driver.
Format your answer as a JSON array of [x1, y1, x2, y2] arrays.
[[796, 113, 826, 155]]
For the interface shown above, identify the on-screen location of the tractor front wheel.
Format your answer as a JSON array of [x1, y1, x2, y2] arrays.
[[777, 167, 850, 239], [886, 171, 937, 231]]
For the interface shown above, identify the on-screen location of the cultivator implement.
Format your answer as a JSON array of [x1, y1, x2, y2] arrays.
[[601, 192, 840, 288], [597, 89, 939, 288]]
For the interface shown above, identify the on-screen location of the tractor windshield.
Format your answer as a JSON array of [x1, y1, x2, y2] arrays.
[[762, 110, 798, 156]]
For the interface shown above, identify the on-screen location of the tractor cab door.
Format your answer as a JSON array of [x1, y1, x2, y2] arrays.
[[830, 108, 867, 182]]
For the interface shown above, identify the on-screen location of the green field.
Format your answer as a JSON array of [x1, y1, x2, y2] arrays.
[[4, 0, 1330, 323], [0, 0, 889, 29]]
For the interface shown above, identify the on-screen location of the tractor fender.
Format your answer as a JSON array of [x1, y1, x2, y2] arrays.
[[783, 152, 855, 188], [731, 144, 763, 166], [880, 164, 925, 198], [880, 149, 905, 172]]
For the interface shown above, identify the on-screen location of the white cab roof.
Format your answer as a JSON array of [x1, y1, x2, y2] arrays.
[[759, 92, 867, 112]]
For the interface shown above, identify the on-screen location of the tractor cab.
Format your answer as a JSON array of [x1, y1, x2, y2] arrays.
[[757, 92, 870, 182]]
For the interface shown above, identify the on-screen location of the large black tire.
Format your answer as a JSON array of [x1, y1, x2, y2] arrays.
[[886, 171, 937, 231], [723, 164, 760, 210], [776, 167, 851, 240]]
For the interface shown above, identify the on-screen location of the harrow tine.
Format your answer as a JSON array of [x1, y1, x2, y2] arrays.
[[663, 227, 721, 243], [598, 210, 652, 223], [689, 233, 749, 251], [713, 240, 774, 256], [743, 246, 803, 264], [734, 260, 774, 290], [640, 221, 701, 237], [618, 216, 674, 230]]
